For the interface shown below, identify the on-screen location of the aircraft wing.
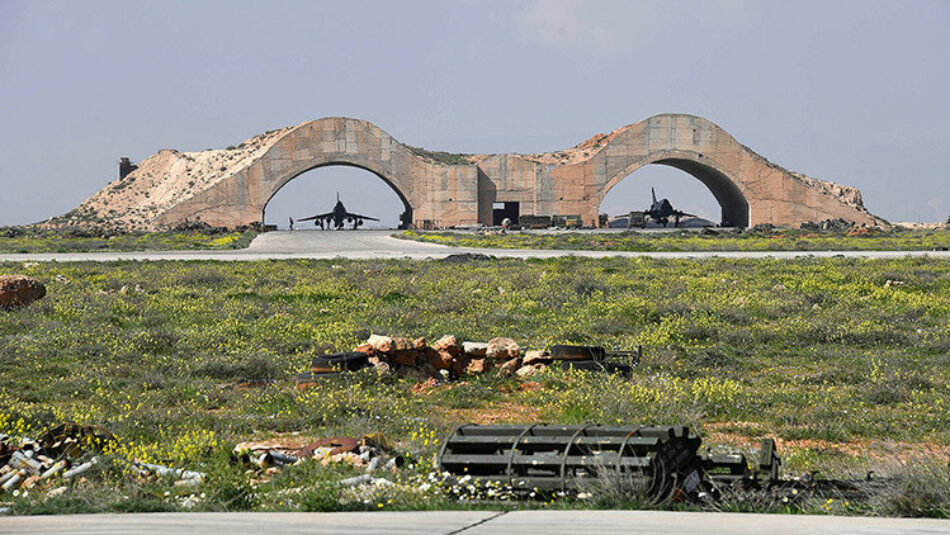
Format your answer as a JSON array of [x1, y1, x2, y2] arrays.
[[298, 212, 333, 222], [345, 212, 380, 221], [673, 210, 697, 218]]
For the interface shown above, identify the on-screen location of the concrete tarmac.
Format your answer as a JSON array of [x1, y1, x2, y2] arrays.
[[0, 230, 948, 262], [1, 510, 948, 534]]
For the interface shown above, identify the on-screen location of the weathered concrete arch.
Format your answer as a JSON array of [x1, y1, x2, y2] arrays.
[[261, 161, 414, 227], [67, 113, 882, 231], [156, 117, 477, 230], [600, 151, 751, 226]]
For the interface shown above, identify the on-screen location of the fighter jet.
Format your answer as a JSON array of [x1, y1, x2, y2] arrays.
[[298, 193, 380, 230], [644, 187, 696, 227]]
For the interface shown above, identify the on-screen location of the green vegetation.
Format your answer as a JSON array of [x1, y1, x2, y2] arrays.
[[1, 257, 948, 515], [405, 145, 474, 166], [0, 228, 257, 253], [398, 227, 950, 252]]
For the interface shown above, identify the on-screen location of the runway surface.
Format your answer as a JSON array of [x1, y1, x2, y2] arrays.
[[2, 510, 947, 534], [0, 230, 948, 262]]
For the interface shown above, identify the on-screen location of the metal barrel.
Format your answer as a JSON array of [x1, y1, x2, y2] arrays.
[[437, 424, 702, 502]]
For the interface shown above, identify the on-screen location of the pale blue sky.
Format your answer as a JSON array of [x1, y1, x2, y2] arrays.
[[1, 0, 948, 227]]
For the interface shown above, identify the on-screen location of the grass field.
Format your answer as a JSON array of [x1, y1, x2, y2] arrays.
[[398, 227, 950, 252], [0, 228, 258, 253], [1, 257, 948, 516]]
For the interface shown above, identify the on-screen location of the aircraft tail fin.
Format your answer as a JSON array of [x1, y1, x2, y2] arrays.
[[651, 187, 657, 204]]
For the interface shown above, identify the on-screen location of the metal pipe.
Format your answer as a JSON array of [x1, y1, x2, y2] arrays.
[[139, 462, 204, 481], [0, 469, 21, 487], [62, 457, 98, 479], [40, 460, 67, 479], [1, 470, 24, 491], [268, 451, 299, 466], [9, 451, 43, 473]]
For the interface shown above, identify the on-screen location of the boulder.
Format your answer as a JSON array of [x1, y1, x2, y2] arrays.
[[392, 337, 414, 352], [515, 365, 538, 378], [367, 334, 393, 354], [412, 337, 427, 350], [394, 350, 418, 367], [496, 357, 522, 378], [486, 337, 520, 360], [426, 348, 454, 371], [0, 275, 46, 310], [451, 355, 469, 377], [465, 357, 492, 374], [462, 342, 488, 357], [355, 343, 376, 356], [433, 335, 461, 356]]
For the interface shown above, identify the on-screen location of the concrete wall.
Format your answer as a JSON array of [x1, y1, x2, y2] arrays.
[[154, 114, 882, 229]]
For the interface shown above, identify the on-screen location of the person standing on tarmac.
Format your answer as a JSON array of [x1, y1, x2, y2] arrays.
[[288, 217, 295, 231]]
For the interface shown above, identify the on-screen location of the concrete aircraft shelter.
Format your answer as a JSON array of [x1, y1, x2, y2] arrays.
[[71, 114, 882, 230]]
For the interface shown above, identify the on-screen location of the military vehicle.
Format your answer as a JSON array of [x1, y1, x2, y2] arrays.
[[298, 193, 380, 230]]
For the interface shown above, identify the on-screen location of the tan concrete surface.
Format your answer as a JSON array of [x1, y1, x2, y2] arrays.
[[61, 115, 882, 231]]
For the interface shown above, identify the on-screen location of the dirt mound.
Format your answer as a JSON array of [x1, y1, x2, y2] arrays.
[[42, 126, 296, 232]]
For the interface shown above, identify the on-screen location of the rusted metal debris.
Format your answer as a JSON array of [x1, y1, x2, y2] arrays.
[[232, 432, 402, 488], [298, 437, 359, 458], [0, 423, 204, 496], [37, 422, 114, 459], [437, 424, 872, 504]]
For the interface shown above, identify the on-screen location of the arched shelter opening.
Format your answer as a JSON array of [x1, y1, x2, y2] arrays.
[[262, 163, 413, 230], [601, 158, 750, 228]]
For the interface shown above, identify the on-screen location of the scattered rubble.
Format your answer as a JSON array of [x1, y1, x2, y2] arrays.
[[462, 342, 487, 356], [800, 218, 855, 231], [0, 422, 205, 499], [0, 275, 46, 310], [440, 253, 494, 263], [232, 432, 400, 487], [296, 337, 641, 387], [486, 337, 520, 360]]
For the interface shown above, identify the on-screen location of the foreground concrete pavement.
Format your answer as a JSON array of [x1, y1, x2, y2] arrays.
[[0, 230, 948, 262], [2, 510, 948, 534]]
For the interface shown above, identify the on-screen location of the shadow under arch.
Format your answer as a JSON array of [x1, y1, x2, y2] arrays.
[[261, 161, 414, 229], [603, 154, 750, 227]]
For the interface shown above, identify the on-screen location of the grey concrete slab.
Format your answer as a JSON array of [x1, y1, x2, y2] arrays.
[[1, 510, 947, 535], [467, 510, 950, 535], [0, 230, 947, 262], [0, 511, 500, 535]]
